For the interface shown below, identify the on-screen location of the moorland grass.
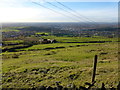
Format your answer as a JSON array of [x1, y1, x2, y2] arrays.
[[2, 41, 118, 88]]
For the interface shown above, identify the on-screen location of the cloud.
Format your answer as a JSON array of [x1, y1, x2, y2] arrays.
[[0, 7, 39, 22], [0, 0, 29, 8], [0, 6, 117, 22], [0, 7, 72, 22], [0, 0, 118, 22]]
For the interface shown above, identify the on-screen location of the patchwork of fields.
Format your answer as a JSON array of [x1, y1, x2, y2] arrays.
[[2, 36, 118, 88]]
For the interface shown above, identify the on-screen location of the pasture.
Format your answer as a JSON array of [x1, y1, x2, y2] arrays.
[[2, 36, 118, 88]]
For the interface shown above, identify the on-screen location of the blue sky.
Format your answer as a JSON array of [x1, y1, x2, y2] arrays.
[[0, 0, 118, 22]]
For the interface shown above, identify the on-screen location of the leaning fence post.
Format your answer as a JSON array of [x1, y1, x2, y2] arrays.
[[92, 55, 98, 83]]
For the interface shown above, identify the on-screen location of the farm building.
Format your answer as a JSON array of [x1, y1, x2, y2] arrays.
[[39, 39, 57, 44]]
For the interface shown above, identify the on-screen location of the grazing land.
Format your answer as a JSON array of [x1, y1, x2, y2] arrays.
[[2, 23, 119, 88]]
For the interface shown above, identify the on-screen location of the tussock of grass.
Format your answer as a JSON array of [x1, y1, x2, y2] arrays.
[[2, 38, 118, 88]]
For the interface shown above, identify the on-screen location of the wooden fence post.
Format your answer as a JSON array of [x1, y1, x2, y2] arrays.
[[92, 55, 98, 83], [117, 81, 120, 90]]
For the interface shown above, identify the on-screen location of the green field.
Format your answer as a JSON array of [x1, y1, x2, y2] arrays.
[[41, 35, 118, 42], [2, 36, 118, 88]]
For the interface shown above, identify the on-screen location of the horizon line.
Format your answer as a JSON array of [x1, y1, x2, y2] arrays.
[[1, 21, 118, 23]]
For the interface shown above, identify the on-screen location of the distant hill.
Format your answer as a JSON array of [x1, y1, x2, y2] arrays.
[[17, 26, 52, 32]]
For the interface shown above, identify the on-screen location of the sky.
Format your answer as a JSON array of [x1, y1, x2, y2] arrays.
[[0, 0, 118, 22]]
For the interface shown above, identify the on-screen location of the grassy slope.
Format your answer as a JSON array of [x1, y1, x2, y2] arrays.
[[2, 40, 118, 88], [41, 36, 118, 42]]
